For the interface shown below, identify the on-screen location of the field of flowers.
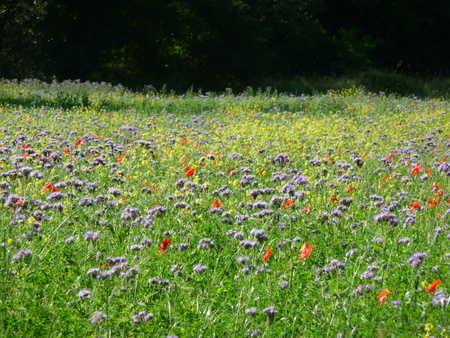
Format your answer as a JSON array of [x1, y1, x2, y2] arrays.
[[0, 80, 449, 337]]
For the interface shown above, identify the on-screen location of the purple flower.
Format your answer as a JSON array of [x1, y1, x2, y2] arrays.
[[360, 270, 374, 279], [351, 284, 372, 296], [178, 243, 188, 251], [148, 278, 169, 285], [65, 236, 75, 244], [197, 237, 215, 249], [87, 267, 102, 278], [240, 240, 258, 249], [78, 196, 96, 206], [391, 299, 402, 307], [262, 306, 278, 324], [250, 228, 268, 242], [78, 289, 93, 298], [133, 311, 154, 323], [273, 153, 291, 166], [374, 210, 399, 226], [90, 311, 107, 324], [432, 290, 450, 306], [84, 231, 99, 242], [245, 307, 257, 315], [193, 264, 207, 273], [107, 256, 127, 264], [330, 259, 345, 269], [237, 256, 250, 264], [398, 237, 410, 244], [12, 248, 32, 261], [47, 191, 65, 201], [278, 281, 289, 289], [408, 252, 427, 268]]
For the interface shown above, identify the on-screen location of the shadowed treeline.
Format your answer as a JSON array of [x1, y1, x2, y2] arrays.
[[1, 0, 450, 91]]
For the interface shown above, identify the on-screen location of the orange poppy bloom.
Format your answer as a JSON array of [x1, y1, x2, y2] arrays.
[[382, 174, 392, 183], [346, 185, 355, 193], [330, 195, 339, 203], [434, 189, 444, 196], [117, 155, 125, 162], [425, 168, 432, 174], [211, 199, 222, 208], [141, 179, 148, 186], [411, 163, 423, 175], [425, 279, 441, 293], [75, 138, 84, 146], [377, 288, 390, 305], [441, 155, 448, 164], [158, 238, 171, 254], [299, 242, 316, 260], [432, 182, 440, 190], [42, 182, 60, 192], [427, 198, 439, 208], [283, 199, 295, 209], [303, 205, 312, 214], [261, 248, 273, 261], [410, 201, 421, 211], [184, 166, 195, 177]]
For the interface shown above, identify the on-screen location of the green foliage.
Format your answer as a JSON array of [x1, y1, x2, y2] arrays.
[[2, 1, 450, 89], [0, 81, 449, 337]]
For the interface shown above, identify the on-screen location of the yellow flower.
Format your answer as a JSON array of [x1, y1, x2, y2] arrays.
[[424, 323, 434, 333]]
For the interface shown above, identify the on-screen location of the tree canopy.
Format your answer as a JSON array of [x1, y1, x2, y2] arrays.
[[1, 0, 449, 90]]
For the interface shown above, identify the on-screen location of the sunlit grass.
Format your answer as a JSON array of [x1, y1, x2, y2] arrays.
[[0, 80, 449, 337]]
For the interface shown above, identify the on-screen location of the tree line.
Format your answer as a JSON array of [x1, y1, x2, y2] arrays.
[[1, 0, 449, 90]]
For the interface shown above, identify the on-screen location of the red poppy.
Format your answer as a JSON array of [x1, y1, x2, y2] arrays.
[[410, 201, 421, 211], [427, 198, 439, 208], [299, 242, 316, 260], [425, 279, 441, 293], [425, 168, 432, 174], [283, 199, 295, 209], [303, 205, 312, 214], [158, 238, 171, 254], [184, 166, 195, 177], [377, 289, 390, 305], [330, 195, 339, 203], [261, 248, 273, 261], [64, 147, 71, 154], [411, 163, 423, 175], [117, 155, 125, 162], [75, 138, 84, 146], [434, 189, 444, 197], [211, 199, 222, 208], [42, 182, 60, 192], [441, 155, 448, 164], [346, 185, 355, 193]]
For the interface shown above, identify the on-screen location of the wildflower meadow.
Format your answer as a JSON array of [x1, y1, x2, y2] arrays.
[[0, 80, 449, 337]]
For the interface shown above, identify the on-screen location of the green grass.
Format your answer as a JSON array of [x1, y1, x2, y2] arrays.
[[0, 80, 449, 337]]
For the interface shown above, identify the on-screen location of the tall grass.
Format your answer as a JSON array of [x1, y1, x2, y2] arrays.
[[0, 80, 449, 337]]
